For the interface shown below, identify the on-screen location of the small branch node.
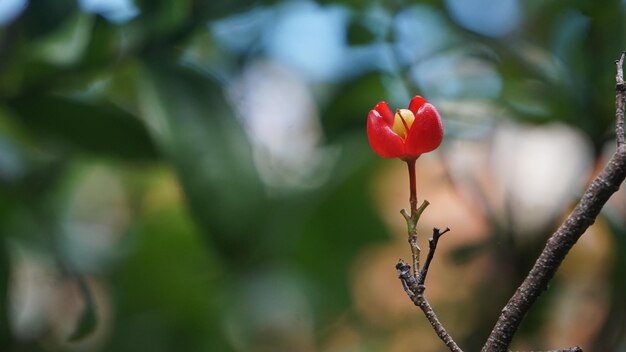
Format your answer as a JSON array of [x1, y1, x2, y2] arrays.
[[395, 259, 411, 276], [616, 51, 625, 83], [414, 199, 430, 222], [401, 208, 411, 222], [401, 277, 415, 297]]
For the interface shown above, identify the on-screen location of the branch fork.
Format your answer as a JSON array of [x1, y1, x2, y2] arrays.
[[395, 227, 461, 352]]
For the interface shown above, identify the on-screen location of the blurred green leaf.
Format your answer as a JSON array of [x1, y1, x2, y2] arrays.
[[67, 275, 97, 341], [135, 0, 193, 35], [191, 0, 277, 21], [294, 135, 387, 320], [108, 192, 226, 352], [450, 239, 490, 265], [137, 60, 266, 259], [321, 73, 386, 141], [20, 0, 78, 38], [316, 0, 368, 10], [0, 239, 9, 348], [8, 95, 158, 160], [31, 12, 94, 67], [346, 17, 375, 45]]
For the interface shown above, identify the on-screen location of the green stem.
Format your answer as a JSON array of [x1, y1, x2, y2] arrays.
[[403, 159, 429, 277]]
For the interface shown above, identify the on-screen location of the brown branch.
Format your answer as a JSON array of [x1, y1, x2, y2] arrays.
[[417, 227, 450, 285], [512, 348, 582, 352], [616, 52, 625, 147], [396, 260, 463, 352], [481, 53, 626, 352]]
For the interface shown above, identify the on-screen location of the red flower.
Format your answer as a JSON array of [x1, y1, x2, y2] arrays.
[[367, 96, 443, 161]]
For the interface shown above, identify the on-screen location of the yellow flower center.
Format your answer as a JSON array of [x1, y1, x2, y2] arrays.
[[392, 109, 415, 139]]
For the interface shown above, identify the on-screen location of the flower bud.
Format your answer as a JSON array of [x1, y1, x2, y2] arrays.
[[366, 96, 443, 161]]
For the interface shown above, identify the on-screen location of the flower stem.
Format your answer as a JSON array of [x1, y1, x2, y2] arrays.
[[402, 159, 429, 277], [407, 159, 417, 213]]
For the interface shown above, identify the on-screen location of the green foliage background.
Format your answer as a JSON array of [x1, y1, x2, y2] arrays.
[[0, 0, 625, 351]]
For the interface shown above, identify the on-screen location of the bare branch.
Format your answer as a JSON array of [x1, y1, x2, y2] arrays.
[[417, 227, 450, 285], [615, 51, 625, 147], [481, 53, 626, 352], [512, 348, 582, 352], [396, 260, 463, 352]]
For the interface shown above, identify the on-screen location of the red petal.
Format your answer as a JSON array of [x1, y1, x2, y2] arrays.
[[408, 96, 428, 115], [404, 102, 443, 156], [373, 101, 394, 125], [367, 109, 405, 158]]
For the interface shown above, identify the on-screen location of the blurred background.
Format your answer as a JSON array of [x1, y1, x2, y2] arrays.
[[0, 0, 625, 351]]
